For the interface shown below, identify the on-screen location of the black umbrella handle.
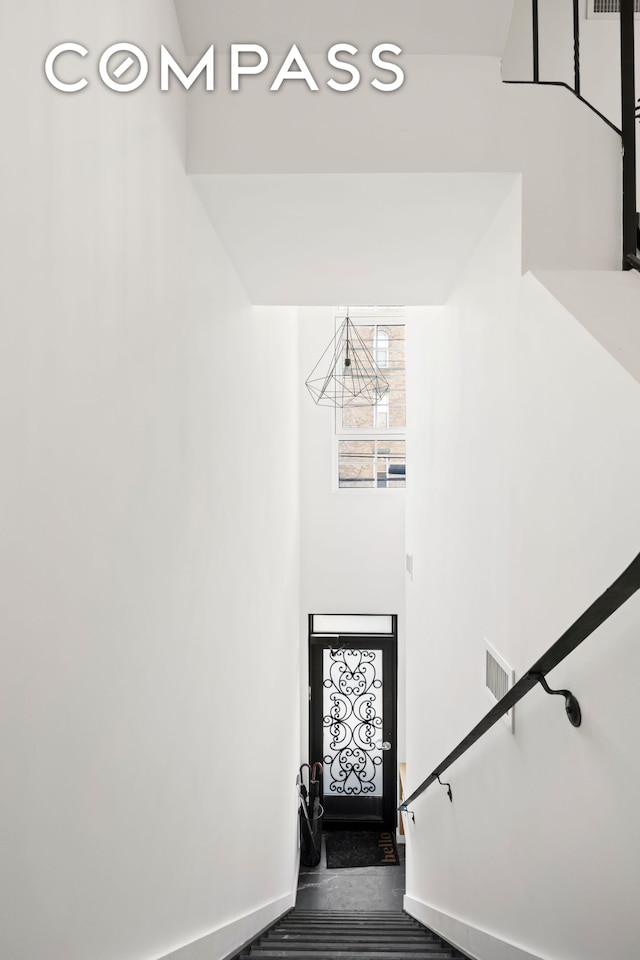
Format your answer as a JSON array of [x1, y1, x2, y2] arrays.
[[299, 763, 311, 798]]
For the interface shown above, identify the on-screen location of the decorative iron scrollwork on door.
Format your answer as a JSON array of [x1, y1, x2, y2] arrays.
[[322, 648, 384, 797]]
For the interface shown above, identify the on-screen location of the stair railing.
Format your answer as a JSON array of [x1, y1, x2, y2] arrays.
[[530, 0, 581, 94], [400, 549, 640, 814], [620, 0, 639, 271], [506, 1, 638, 273], [507, 0, 620, 133]]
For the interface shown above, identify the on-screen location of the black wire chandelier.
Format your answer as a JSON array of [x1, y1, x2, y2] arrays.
[[305, 309, 390, 408]]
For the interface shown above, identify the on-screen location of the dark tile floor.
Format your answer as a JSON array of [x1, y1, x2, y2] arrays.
[[296, 836, 405, 911]]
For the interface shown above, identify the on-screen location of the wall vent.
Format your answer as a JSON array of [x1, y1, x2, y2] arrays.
[[484, 639, 515, 732], [587, 1, 640, 18]]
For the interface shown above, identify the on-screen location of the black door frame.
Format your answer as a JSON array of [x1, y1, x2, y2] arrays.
[[308, 614, 398, 830]]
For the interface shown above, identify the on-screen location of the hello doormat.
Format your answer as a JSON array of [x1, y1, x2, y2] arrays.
[[325, 830, 400, 869]]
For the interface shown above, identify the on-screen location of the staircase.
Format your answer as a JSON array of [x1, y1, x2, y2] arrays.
[[238, 910, 469, 960]]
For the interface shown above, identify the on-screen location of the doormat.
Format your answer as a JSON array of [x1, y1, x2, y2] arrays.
[[325, 830, 400, 869]]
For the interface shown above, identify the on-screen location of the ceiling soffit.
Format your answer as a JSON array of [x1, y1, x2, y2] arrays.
[[173, 0, 514, 57]]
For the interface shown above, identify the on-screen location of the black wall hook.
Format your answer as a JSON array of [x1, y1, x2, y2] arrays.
[[437, 775, 453, 802], [532, 673, 582, 727], [399, 805, 415, 823]]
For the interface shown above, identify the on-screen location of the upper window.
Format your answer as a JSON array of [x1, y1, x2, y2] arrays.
[[335, 306, 406, 490], [335, 312, 406, 436]]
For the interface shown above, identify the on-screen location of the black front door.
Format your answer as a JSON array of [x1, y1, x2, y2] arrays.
[[309, 616, 397, 829]]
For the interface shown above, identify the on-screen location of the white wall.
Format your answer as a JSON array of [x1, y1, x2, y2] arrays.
[[0, 3, 300, 959], [298, 307, 407, 769], [534, 269, 640, 385], [404, 181, 640, 960]]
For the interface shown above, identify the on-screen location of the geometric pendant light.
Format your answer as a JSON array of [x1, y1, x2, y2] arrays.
[[305, 309, 390, 407]]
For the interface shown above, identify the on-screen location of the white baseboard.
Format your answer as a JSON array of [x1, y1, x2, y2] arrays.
[[403, 896, 545, 960], [159, 893, 295, 960]]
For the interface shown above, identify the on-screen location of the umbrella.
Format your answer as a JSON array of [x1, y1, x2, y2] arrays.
[[309, 761, 323, 820], [299, 763, 311, 808], [298, 762, 321, 866]]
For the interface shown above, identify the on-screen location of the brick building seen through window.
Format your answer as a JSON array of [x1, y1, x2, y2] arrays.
[[335, 309, 406, 489]]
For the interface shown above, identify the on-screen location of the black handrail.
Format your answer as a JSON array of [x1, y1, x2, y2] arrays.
[[502, 81, 622, 135], [400, 549, 640, 812]]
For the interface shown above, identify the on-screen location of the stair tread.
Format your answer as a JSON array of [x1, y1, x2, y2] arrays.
[[287, 910, 413, 920], [277, 922, 423, 927], [287, 910, 404, 920], [256, 949, 448, 956], [269, 934, 434, 941], [277, 920, 420, 930], [276, 928, 424, 933], [262, 942, 443, 950], [279, 917, 420, 927], [246, 952, 453, 960], [282, 918, 417, 922], [274, 930, 425, 936], [269, 939, 436, 946]]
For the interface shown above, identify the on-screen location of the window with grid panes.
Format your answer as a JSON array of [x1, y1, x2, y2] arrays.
[[335, 306, 406, 490]]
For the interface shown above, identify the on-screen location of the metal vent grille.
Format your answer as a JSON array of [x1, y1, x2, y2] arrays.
[[588, 0, 640, 17], [484, 640, 515, 732]]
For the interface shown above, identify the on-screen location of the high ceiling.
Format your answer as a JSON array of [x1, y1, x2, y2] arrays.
[[174, 0, 515, 57], [180, 2, 519, 304], [192, 173, 518, 305]]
